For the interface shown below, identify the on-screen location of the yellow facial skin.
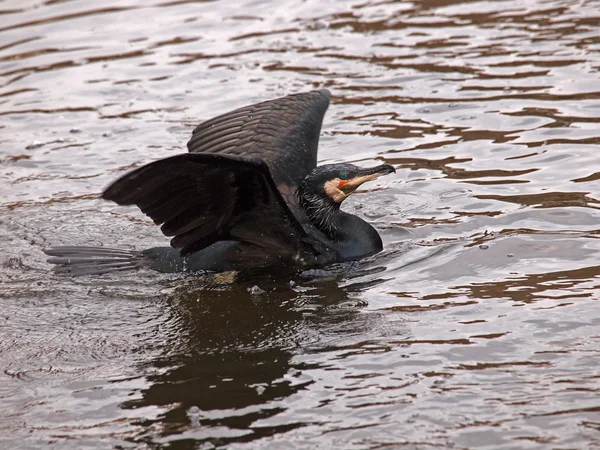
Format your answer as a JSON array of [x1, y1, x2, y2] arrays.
[[323, 173, 385, 204]]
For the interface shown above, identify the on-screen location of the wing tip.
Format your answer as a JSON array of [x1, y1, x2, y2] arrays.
[[187, 89, 332, 144], [317, 88, 331, 99]]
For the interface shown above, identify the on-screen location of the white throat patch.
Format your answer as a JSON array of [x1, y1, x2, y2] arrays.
[[324, 179, 347, 203]]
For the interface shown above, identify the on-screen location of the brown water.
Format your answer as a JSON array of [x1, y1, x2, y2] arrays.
[[1, 0, 599, 448]]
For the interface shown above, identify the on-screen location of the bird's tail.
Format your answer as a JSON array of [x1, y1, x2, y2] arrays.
[[44, 246, 145, 276]]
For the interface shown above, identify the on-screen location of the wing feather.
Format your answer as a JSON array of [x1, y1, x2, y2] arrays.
[[102, 153, 330, 266], [187, 90, 330, 188]]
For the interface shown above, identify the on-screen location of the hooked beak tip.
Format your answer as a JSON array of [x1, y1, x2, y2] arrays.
[[376, 163, 396, 176]]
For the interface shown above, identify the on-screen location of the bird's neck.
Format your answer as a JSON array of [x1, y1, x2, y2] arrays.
[[298, 191, 342, 241], [298, 192, 383, 260]]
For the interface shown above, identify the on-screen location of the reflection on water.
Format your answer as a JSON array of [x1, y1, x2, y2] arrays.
[[123, 278, 391, 446], [1, 0, 599, 448]]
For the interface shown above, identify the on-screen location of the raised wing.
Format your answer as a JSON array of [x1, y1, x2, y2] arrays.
[[186, 89, 330, 189], [102, 153, 330, 266]]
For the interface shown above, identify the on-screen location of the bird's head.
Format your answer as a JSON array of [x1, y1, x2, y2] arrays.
[[299, 162, 396, 205]]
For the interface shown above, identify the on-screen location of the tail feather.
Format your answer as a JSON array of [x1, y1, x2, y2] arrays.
[[44, 246, 144, 276], [44, 246, 135, 257]]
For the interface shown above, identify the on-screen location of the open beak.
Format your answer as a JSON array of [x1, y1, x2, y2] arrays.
[[339, 163, 396, 194]]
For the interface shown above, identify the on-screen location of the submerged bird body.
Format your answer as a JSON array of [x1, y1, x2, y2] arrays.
[[45, 90, 395, 275]]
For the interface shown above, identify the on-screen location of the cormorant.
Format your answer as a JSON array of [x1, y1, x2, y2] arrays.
[[44, 90, 395, 275]]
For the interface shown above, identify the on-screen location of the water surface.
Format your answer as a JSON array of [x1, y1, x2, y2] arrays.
[[1, 0, 599, 448]]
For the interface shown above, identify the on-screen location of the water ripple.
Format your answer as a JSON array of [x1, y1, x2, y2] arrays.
[[1, 0, 599, 448]]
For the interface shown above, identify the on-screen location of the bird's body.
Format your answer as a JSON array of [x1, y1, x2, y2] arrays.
[[45, 90, 395, 276]]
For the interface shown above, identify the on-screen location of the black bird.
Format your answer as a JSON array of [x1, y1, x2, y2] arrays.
[[44, 90, 395, 275]]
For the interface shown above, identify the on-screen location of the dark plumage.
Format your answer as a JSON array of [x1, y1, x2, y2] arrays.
[[44, 90, 395, 276]]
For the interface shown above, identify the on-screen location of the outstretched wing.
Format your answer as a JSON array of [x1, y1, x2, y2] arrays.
[[102, 153, 329, 266], [186, 89, 330, 188]]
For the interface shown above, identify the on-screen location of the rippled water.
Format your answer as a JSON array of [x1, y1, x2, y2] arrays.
[[1, 0, 599, 448]]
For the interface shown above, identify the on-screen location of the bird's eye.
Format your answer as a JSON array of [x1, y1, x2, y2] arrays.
[[339, 172, 349, 180]]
